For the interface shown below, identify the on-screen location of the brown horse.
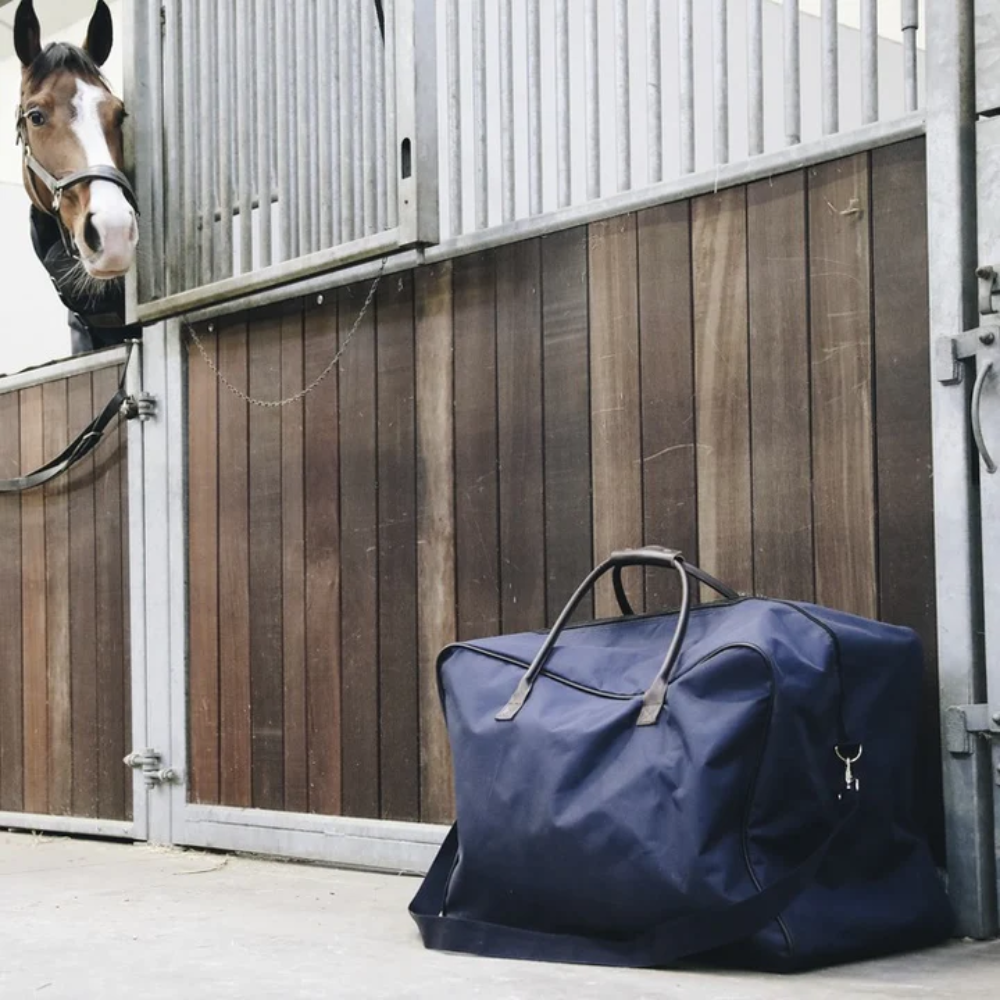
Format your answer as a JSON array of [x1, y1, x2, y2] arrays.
[[14, 0, 140, 354]]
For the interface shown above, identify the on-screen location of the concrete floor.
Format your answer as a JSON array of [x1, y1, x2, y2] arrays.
[[0, 832, 996, 1000]]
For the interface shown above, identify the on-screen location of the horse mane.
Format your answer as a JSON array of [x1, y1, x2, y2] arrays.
[[26, 42, 107, 90]]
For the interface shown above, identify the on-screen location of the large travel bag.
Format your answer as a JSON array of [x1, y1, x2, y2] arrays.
[[410, 547, 953, 970]]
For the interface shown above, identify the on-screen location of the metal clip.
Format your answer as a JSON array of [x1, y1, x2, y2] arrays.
[[979, 266, 999, 317], [835, 745, 863, 794]]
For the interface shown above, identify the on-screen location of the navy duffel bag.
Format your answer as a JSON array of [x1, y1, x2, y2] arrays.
[[410, 547, 953, 970]]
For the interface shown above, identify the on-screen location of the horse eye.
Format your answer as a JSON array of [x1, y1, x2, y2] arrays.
[[27, 110, 46, 128]]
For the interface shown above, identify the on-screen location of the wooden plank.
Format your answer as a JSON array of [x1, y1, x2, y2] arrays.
[[497, 240, 546, 632], [541, 228, 593, 624], [43, 380, 71, 815], [93, 365, 126, 820], [217, 317, 252, 807], [692, 188, 754, 595], [20, 386, 48, 815], [637, 203, 698, 608], [338, 281, 380, 819], [377, 272, 419, 822], [187, 325, 220, 805], [452, 252, 500, 641], [68, 374, 98, 817], [248, 307, 285, 811], [415, 262, 456, 824], [808, 154, 877, 618], [303, 295, 342, 816], [747, 171, 814, 602], [0, 390, 23, 812], [871, 138, 942, 859], [281, 306, 308, 814], [589, 216, 643, 616]]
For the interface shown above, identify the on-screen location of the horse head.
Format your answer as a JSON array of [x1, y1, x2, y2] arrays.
[[14, 0, 138, 283]]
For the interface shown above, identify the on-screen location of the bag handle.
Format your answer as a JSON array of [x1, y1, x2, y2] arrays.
[[496, 547, 702, 727], [612, 550, 739, 616], [411, 794, 859, 968]]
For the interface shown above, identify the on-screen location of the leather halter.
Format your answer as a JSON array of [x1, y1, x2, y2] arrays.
[[15, 105, 140, 260]]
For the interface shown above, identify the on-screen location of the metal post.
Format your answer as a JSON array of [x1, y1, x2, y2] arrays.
[[446, 0, 462, 235], [216, 0, 234, 277], [714, 0, 729, 165], [384, 0, 398, 229], [362, 0, 377, 236], [926, 0, 999, 939], [500, 0, 515, 222], [340, 0, 356, 244], [822, 0, 839, 135], [300, 0, 319, 252], [375, 0, 389, 233], [861, 0, 878, 125], [198, 0, 217, 281], [318, 0, 334, 250], [255, 0, 273, 267], [748, 0, 763, 156], [528, 0, 543, 214], [473, 0, 488, 231], [784, 0, 801, 146], [903, 0, 919, 113], [162, 0, 184, 295], [679, 0, 694, 173], [616, 0, 632, 192], [585, 0, 600, 199], [181, 0, 198, 289], [396, 0, 440, 246], [237, 0, 253, 272], [556, 0, 572, 205], [352, 0, 365, 239]]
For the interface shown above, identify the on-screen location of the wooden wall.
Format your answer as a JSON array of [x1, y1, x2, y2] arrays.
[[0, 364, 132, 821], [186, 140, 942, 856]]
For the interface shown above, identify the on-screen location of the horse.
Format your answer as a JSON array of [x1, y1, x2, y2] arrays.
[[14, 0, 140, 356]]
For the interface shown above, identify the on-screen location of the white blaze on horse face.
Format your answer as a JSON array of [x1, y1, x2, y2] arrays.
[[71, 79, 137, 276]]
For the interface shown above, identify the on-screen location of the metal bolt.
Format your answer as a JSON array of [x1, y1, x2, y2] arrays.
[[993, 711, 1000, 726], [977, 265, 996, 280], [316, 294, 325, 306], [981, 331, 997, 346], [207, 323, 215, 334]]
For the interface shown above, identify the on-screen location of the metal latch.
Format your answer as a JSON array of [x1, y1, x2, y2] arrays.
[[124, 748, 180, 788], [121, 392, 156, 422], [944, 705, 1000, 758]]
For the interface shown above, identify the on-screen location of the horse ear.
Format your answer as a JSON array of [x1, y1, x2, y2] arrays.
[[83, 0, 113, 67], [14, 1, 42, 68]]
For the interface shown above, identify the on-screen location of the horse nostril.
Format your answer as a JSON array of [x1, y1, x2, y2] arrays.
[[83, 213, 102, 254]]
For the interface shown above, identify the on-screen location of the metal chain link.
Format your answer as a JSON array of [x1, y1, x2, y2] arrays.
[[183, 257, 387, 409]]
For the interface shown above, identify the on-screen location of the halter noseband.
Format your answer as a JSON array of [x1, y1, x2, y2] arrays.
[[16, 106, 140, 259]]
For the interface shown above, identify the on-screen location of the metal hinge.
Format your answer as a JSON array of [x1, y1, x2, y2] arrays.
[[124, 748, 181, 789], [944, 705, 1000, 757], [121, 392, 157, 422]]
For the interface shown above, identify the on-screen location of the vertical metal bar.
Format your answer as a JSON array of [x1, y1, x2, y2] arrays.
[[181, 0, 198, 289], [295, 0, 313, 252], [647, 0, 663, 184], [714, 0, 729, 165], [528, 0, 542, 215], [331, 0, 343, 245], [163, 0, 184, 295], [340, 0, 356, 243], [375, 0, 388, 232], [362, 0, 377, 236], [903, 0, 920, 113], [585, 0, 600, 198], [499, 0, 515, 222], [446, 0, 462, 235], [255, 0, 273, 268], [784, 0, 801, 146], [318, 0, 334, 250], [556, 0, 571, 205], [822, 0, 839, 135], [748, 0, 763, 156], [276, 0, 294, 260], [679, 0, 694, 173], [860, 0, 878, 124], [307, 0, 322, 250], [216, 0, 234, 278], [384, 0, 397, 230], [926, 0, 998, 940], [615, 0, 631, 192], [352, 0, 366, 239], [472, 0, 488, 230], [198, 0, 217, 282], [237, 0, 253, 272]]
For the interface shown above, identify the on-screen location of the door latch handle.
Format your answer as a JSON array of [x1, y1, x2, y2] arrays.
[[972, 359, 997, 474]]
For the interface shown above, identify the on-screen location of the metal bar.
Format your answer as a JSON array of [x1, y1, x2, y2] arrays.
[[136, 229, 403, 325], [500, 0, 515, 222], [216, 0, 234, 277], [317, 0, 334, 250], [376, 0, 388, 233], [472, 0, 488, 230], [237, 0, 253, 272], [714, 0, 729, 165], [133, 0, 163, 303], [528, 0, 543, 215], [340, 0, 355, 243], [903, 0, 919, 113], [679, 0, 694, 173], [198, 0, 217, 282], [585, 0, 600, 198], [861, 0, 878, 124], [784, 0, 801, 146], [925, 0, 998, 939], [446, 0, 462, 235], [556, 0, 571, 205], [275, 0, 293, 259], [0, 812, 133, 840], [616, 0, 631, 191], [647, 0, 663, 184], [163, 0, 184, 295], [0, 347, 129, 395], [296, 0, 314, 253], [384, 0, 398, 229], [748, 0, 764, 156], [362, 0, 377, 236], [255, 0, 273, 267], [352, 0, 365, 239], [308, 0, 322, 250], [822, 0, 839, 134], [181, 0, 198, 289]]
